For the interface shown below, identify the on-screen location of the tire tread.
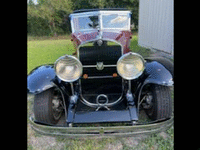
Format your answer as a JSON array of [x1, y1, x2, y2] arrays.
[[152, 85, 172, 120], [34, 88, 58, 124]]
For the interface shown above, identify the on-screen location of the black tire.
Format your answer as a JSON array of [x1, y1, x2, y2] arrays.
[[34, 88, 62, 124], [144, 84, 172, 120]]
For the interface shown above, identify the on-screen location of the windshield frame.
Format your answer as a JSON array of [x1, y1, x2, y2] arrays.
[[70, 11, 131, 33]]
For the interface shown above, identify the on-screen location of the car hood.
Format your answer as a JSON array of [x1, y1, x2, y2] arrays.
[[71, 30, 132, 54]]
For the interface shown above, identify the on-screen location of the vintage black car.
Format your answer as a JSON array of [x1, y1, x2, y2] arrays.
[[28, 8, 173, 136]]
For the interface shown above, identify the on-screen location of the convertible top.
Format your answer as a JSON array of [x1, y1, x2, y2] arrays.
[[72, 8, 129, 14]]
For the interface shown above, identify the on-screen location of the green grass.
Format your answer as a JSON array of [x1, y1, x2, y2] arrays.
[[129, 35, 151, 57], [27, 39, 75, 74], [27, 35, 149, 74], [56, 137, 117, 150]]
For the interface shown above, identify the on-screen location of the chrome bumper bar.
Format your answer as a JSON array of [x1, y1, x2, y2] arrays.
[[29, 116, 173, 138]]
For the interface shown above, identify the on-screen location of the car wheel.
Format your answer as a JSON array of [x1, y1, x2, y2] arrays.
[[142, 84, 172, 120], [34, 88, 63, 124]]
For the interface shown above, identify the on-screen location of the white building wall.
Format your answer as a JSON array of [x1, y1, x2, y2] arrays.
[[138, 0, 174, 55]]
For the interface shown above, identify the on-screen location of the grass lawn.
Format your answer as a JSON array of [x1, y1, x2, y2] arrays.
[[27, 39, 75, 74]]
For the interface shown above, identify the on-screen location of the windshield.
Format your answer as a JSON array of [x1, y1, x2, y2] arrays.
[[102, 14, 129, 29], [73, 16, 99, 32], [71, 11, 130, 32]]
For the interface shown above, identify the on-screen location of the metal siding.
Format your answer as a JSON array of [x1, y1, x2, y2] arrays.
[[138, 0, 174, 54]]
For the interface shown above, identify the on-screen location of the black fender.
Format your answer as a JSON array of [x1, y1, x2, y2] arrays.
[[143, 61, 173, 86], [136, 60, 173, 108], [27, 65, 57, 94], [144, 56, 173, 78]]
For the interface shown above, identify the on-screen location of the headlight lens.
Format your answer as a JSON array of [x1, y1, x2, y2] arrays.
[[54, 55, 82, 82], [117, 52, 145, 80]]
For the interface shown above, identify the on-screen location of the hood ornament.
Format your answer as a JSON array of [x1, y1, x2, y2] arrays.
[[96, 62, 104, 70]]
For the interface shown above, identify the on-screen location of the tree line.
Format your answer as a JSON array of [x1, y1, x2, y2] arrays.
[[27, 0, 139, 37]]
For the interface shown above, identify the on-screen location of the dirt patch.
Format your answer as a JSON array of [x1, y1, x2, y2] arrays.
[[104, 140, 123, 150], [122, 135, 148, 148], [28, 124, 65, 150]]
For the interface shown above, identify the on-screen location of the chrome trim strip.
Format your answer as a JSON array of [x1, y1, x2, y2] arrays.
[[86, 76, 114, 79], [83, 64, 116, 68]]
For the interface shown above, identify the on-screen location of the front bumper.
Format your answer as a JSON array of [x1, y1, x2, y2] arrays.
[[29, 116, 173, 138]]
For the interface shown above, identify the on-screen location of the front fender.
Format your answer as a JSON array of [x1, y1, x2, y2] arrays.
[[27, 65, 56, 94], [144, 56, 173, 78], [143, 61, 173, 86]]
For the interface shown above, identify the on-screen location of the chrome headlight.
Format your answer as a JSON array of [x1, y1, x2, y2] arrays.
[[54, 55, 82, 82], [117, 52, 145, 80]]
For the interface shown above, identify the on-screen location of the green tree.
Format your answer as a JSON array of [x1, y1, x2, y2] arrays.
[[89, 0, 106, 8], [89, 0, 139, 30], [28, 0, 73, 36], [28, 0, 140, 36], [37, 0, 46, 5], [28, 0, 34, 6]]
